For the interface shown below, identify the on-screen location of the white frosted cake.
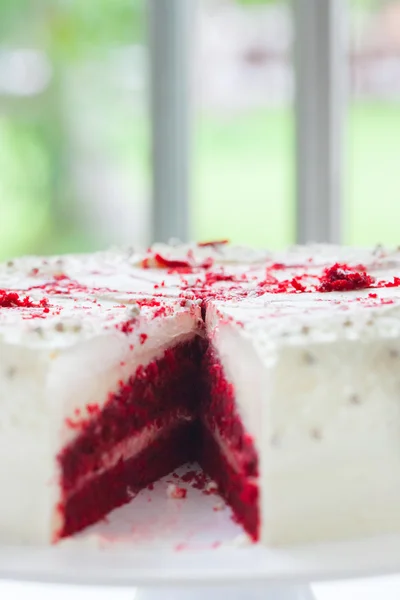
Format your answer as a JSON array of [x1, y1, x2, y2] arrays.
[[1, 241, 400, 546]]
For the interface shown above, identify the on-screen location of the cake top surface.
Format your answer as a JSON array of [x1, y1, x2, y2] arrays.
[[1, 242, 400, 349]]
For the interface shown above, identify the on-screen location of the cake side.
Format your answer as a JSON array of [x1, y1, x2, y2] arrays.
[[211, 286, 400, 546]]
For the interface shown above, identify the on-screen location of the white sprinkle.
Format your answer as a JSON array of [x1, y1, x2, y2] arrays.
[[126, 303, 140, 318], [205, 480, 218, 493]]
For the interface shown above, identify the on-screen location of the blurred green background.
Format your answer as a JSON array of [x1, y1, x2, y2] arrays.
[[0, 0, 399, 260]]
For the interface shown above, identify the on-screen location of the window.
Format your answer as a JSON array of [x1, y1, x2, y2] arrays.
[[193, 0, 294, 248], [0, 0, 149, 260], [0, 0, 394, 261], [347, 0, 400, 246]]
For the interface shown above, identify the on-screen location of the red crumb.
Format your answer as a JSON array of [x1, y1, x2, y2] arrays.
[[119, 320, 136, 334], [167, 484, 187, 499], [139, 333, 148, 345], [181, 470, 207, 490], [0, 290, 50, 311], [175, 542, 188, 551], [142, 251, 214, 272], [369, 292, 378, 299], [204, 270, 236, 286], [179, 469, 218, 495], [54, 273, 69, 281], [378, 276, 400, 288], [317, 263, 374, 292], [154, 254, 192, 270], [147, 483, 154, 491], [197, 240, 229, 247], [290, 277, 307, 292]]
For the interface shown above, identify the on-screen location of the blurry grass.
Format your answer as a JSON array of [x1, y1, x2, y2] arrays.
[[0, 101, 400, 260], [195, 102, 400, 248], [194, 107, 295, 248], [346, 103, 400, 247]]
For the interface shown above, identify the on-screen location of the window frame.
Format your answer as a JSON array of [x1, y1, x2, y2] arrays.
[[149, 0, 347, 245]]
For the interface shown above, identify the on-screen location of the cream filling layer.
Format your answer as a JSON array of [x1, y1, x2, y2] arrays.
[[204, 419, 258, 483], [64, 410, 194, 499]]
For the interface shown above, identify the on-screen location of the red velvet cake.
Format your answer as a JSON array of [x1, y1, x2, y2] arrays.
[[2, 241, 400, 546]]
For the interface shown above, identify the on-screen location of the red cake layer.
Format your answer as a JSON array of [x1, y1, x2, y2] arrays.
[[59, 420, 197, 539], [199, 346, 260, 540], [59, 338, 204, 493], [198, 424, 259, 540], [57, 336, 260, 542]]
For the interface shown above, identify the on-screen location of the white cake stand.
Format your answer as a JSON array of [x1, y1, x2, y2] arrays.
[[1, 465, 399, 600]]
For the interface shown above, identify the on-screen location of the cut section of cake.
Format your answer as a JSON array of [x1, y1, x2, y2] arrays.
[[0, 285, 202, 544]]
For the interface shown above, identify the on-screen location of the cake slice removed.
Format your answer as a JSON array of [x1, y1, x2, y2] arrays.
[[204, 288, 400, 545]]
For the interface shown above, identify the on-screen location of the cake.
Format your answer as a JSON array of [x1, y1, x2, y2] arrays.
[[2, 241, 400, 546]]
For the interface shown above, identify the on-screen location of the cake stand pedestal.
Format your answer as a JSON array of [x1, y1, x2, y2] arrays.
[[135, 583, 315, 599]]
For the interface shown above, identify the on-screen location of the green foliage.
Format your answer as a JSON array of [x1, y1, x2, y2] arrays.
[[45, 0, 145, 62], [0, 0, 145, 60]]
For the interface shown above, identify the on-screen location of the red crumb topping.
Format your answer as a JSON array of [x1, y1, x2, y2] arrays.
[[118, 320, 137, 334], [53, 273, 69, 281], [139, 333, 148, 345], [204, 271, 236, 285], [317, 263, 374, 292], [59, 339, 204, 485], [257, 274, 308, 294], [377, 276, 400, 288], [141, 252, 214, 273], [154, 253, 192, 269], [136, 298, 161, 308], [180, 469, 209, 490], [0, 290, 50, 311]]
